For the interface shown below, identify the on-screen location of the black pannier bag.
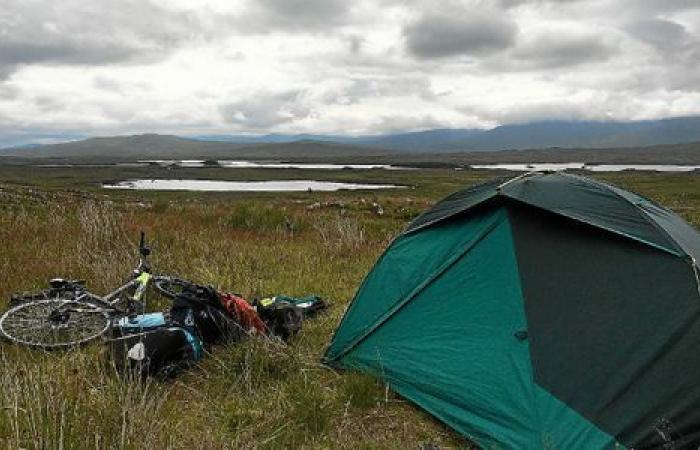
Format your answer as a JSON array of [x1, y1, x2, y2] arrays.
[[254, 301, 304, 342], [169, 283, 243, 346], [107, 313, 203, 379]]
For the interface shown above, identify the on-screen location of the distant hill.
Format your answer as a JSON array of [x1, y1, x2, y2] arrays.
[[5, 116, 700, 156], [375, 141, 700, 166], [191, 116, 700, 153], [0, 134, 390, 161], [2, 129, 700, 165]]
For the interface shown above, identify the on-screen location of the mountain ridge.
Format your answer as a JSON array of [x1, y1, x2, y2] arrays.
[[190, 116, 700, 152], [0, 134, 391, 160], [3, 116, 700, 162], [2, 134, 700, 165], [6, 116, 700, 154]]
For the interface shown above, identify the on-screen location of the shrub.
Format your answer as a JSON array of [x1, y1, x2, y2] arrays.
[[220, 204, 303, 233]]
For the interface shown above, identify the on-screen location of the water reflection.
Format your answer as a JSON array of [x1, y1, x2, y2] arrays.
[[103, 179, 404, 192]]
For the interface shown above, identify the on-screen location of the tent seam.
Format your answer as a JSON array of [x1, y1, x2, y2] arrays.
[[501, 195, 683, 257], [321, 236, 403, 363], [507, 206, 627, 449], [503, 208, 544, 445], [401, 195, 498, 236], [402, 177, 513, 235], [408, 171, 684, 257], [564, 173, 687, 258], [496, 170, 542, 192], [567, 173, 700, 299]]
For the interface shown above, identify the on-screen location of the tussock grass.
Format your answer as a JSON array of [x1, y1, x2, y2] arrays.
[[1, 169, 697, 449], [0, 181, 465, 449], [0, 347, 172, 449], [221, 202, 303, 234]]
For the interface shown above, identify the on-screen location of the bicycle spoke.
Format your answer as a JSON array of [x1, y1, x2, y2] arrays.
[[0, 299, 111, 348]]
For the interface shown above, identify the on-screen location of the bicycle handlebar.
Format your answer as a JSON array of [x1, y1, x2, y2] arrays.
[[135, 231, 152, 274]]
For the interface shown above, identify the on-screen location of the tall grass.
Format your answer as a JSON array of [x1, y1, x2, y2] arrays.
[[2, 164, 700, 450], [313, 215, 366, 250], [0, 347, 172, 449], [1, 172, 698, 449], [0, 185, 464, 449]]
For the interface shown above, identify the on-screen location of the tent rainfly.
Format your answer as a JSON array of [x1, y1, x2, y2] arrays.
[[323, 172, 700, 449]]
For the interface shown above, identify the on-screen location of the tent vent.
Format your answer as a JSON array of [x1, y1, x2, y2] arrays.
[[513, 330, 528, 341]]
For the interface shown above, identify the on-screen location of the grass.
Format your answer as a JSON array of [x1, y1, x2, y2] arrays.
[[0, 165, 698, 449]]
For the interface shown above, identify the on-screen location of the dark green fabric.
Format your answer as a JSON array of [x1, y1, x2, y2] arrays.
[[510, 205, 700, 448], [503, 173, 683, 255], [324, 173, 700, 449], [636, 200, 700, 263], [559, 174, 700, 261], [403, 172, 700, 259], [404, 176, 508, 233], [327, 208, 620, 449]]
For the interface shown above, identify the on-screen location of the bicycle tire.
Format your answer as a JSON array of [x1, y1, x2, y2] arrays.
[[153, 276, 196, 299], [0, 298, 111, 349]]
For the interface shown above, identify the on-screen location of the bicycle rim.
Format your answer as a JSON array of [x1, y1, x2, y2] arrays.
[[0, 299, 111, 349], [153, 277, 194, 299]]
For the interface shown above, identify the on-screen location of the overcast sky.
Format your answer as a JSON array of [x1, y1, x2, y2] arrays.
[[1, 0, 699, 144]]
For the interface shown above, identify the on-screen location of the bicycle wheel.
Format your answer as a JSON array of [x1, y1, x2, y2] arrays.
[[153, 276, 195, 299], [0, 298, 111, 349]]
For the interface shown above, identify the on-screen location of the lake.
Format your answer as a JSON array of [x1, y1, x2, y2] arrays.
[[103, 179, 404, 192], [470, 163, 700, 172], [141, 160, 411, 170]]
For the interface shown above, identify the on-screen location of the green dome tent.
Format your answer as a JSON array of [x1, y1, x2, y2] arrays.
[[323, 172, 700, 449]]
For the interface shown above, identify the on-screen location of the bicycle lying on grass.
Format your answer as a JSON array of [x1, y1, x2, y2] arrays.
[[0, 232, 194, 349]]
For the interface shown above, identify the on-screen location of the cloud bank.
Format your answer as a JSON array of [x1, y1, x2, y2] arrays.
[[0, 0, 699, 144]]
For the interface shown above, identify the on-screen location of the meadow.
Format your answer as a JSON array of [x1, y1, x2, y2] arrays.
[[0, 164, 698, 449]]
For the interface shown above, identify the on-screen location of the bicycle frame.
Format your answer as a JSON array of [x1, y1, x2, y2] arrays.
[[0, 231, 174, 349], [62, 233, 154, 315], [73, 272, 151, 309]]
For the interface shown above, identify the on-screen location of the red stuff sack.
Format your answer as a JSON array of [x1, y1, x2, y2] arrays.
[[219, 293, 267, 335]]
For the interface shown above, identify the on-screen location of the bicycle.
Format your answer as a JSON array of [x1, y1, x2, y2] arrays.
[[0, 232, 195, 349]]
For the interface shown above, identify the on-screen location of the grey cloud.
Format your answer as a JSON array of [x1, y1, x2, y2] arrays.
[[0, 67, 12, 81], [323, 46, 420, 73], [666, 70, 700, 92], [626, 18, 697, 54], [370, 114, 444, 133], [501, 0, 700, 14], [219, 90, 313, 129], [466, 101, 598, 124], [499, 0, 584, 8], [325, 76, 436, 105], [404, 11, 518, 59], [92, 76, 148, 95], [33, 96, 65, 113], [510, 33, 617, 69], [237, 0, 350, 32], [622, 0, 700, 14], [0, 0, 201, 78], [3, 0, 700, 136], [0, 83, 19, 100], [93, 77, 127, 94], [625, 18, 700, 89], [0, 125, 84, 148], [346, 35, 364, 54], [661, 68, 700, 94]]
